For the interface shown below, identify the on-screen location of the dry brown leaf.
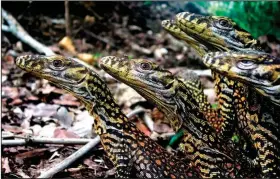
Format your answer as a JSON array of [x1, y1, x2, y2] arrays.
[[2, 124, 23, 134], [16, 148, 48, 159], [112, 83, 145, 112], [59, 36, 77, 54], [77, 53, 95, 64], [84, 15, 95, 25]]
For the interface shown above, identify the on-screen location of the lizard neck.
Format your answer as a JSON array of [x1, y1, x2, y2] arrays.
[[82, 72, 129, 135], [174, 82, 220, 144]]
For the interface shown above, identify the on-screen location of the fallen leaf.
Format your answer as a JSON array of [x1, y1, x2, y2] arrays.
[[10, 98, 23, 105], [39, 84, 57, 94], [77, 53, 95, 64], [39, 123, 57, 138], [2, 124, 23, 134], [13, 107, 24, 119], [53, 99, 80, 107], [69, 111, 94, 138], [24, 103, 59, 117], [2, 157, 11, 173], [30, 124, 42, 136], [54, 107, 74, 129], [17, 169, 31, 178], [2, 87, 19, 99], [59, 36, 77, 54], [84, 15, 95, 25], [113, 83, 145, 111], [16, 148, 48, 159], [136, 121, 151, 136], [53, 128, 80, 138]]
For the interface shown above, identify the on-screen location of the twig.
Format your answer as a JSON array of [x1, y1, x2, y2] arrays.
[[64, 0, 71, 37], [2, 138, 93, 146], [131, 43, 152, 55], [191, 69, 212, 77], [126, 107, 146, 118], [35, 108, 146, 178], [83, 29, 116, 48], [1, 8, 55, 56], [38, 136, 101, 178]]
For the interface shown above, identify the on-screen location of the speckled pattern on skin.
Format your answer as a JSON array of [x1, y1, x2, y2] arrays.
[[163, 12, 280, 177], [100, 56, 258, 178], [15, 55, 198, 179]]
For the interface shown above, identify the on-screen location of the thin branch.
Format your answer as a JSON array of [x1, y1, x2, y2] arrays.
[[38, 136, 101, 178], [64, 0, 71, 37], [126, 107, 146, 118], [191, 69, 212, 77], [83, 29, 116, 48], [2, 138, 92, 146], [2, 8, 55, 56], [2, 24, 10, 32]]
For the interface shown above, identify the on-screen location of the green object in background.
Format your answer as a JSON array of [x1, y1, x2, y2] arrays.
[[194, 1, 280, 39], [143, 1, 152, 6], [169, 128, 184, 146], [93, 52, 102, 59], [231, 134, 240, 144]]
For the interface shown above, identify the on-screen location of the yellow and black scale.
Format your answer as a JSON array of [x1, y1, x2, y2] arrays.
[[14, 11, 280, 178], [15, 55, 198, 179], [163, 12, 280, 177], [100, 56, 257, 178]]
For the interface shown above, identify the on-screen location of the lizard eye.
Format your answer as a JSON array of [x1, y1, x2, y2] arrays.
[[53, 60, 63, 67], [216, 19, 233, 30], [50, 59, 65, 70], [140, 62, 152, 70], [237, 60, 257, 70]]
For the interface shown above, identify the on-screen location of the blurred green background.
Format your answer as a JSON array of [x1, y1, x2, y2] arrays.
[[194, 1, 280, 39]]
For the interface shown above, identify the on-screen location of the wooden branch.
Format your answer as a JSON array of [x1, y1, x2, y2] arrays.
[[38, 136, 101, 178], [2, 138, 92, 146], [64, 0, 71, 37], [34, 108, 146, 178], [2, 8, 55, 56]]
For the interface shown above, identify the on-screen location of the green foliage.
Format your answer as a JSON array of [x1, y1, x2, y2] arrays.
[[143, 1, 152, 6], [194, 1, 280, 39]]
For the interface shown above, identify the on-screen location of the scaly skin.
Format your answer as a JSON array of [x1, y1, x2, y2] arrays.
[[176, 71, 222, 132], [163, 12, 280, 177], [162, 19, 236, 137], [202, 51, 280, 106], [100, 56, 258, 178], [203, 51, 280, 177], [15, 55, 198, 179]]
